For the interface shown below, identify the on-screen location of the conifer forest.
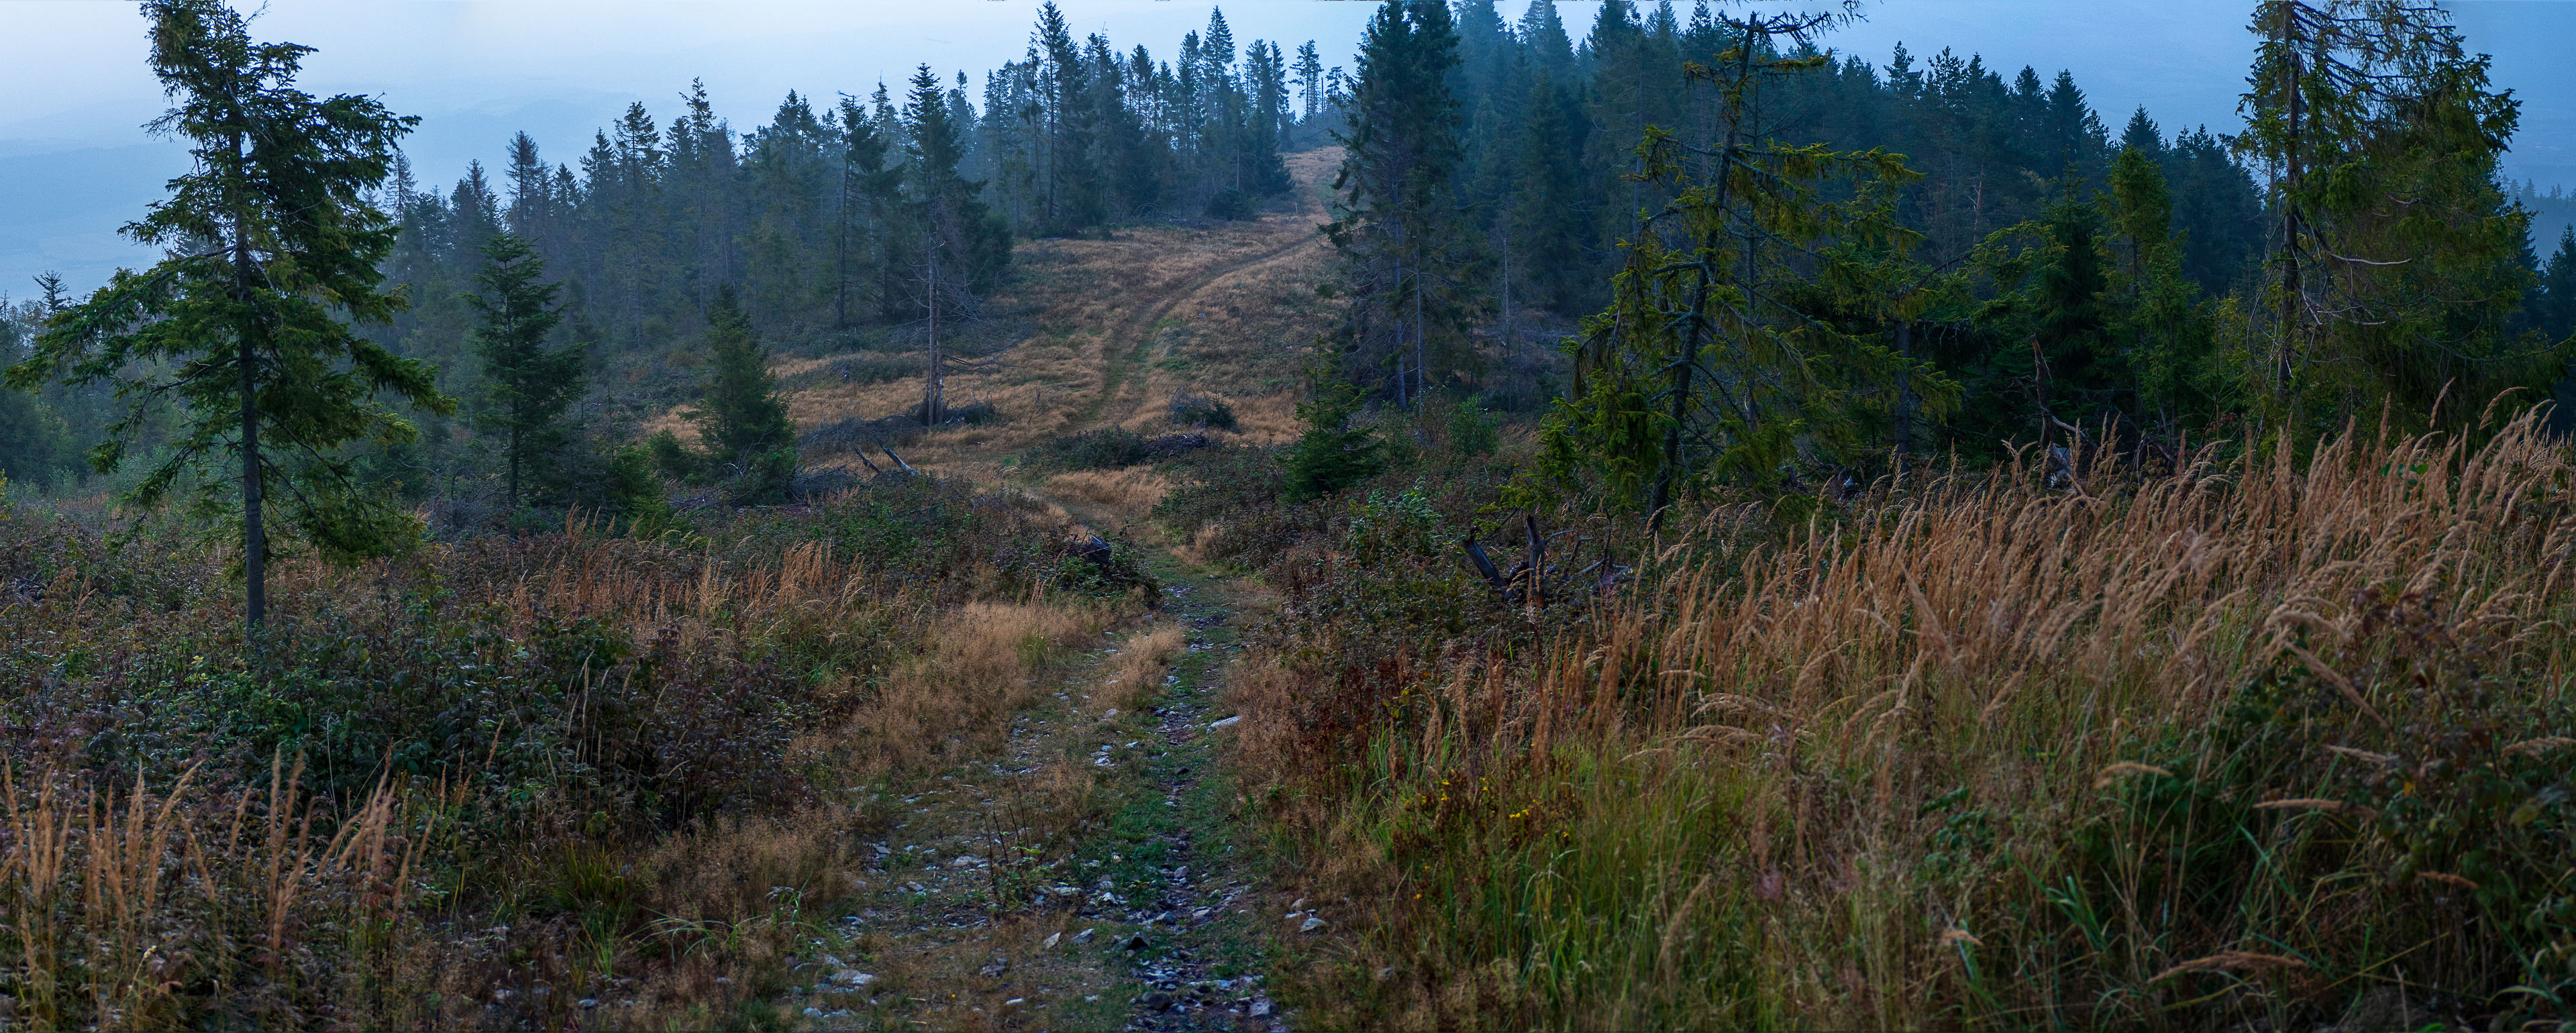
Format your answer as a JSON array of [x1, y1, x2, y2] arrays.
[[2, 1, 2574, 1030]]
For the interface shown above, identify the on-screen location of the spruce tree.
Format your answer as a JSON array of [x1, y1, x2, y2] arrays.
[[836, 94, 900, 328], [1327, 0, 1472, 405], [1033, 2, 1105, 232], [1509, 74, 1593, 315], [2537, 229, 2576, 431], [469, 230, 585, 510], [502, 131, 557, 244], [1093, 35, 1167, 218], [2028, 192, 2119, 434], [1535, 7, 1927, 516], [0, 298, 75, 488], [0, 297, 74, 488], [2107, 145, 2230, 433], [902, 64, 1012, 425], [2239, 0, 2561, 435], [0, 386, 74, 490], [6, 0, 446, 633], [692, 285, 796, 504], [1242, 40, 1292, 195], [2165, 124, 2263, 294], [2534, 229, 2576, 346], [1282, 371, 1384, 502], [1294, 42, 1325, 127]]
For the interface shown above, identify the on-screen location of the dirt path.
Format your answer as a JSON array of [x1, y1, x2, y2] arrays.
[[780, 164, 1331, 1033], [1060, 498, 1285, 1033], [766, 492, 1286, 1033], [1073, 178, 1328, 431]]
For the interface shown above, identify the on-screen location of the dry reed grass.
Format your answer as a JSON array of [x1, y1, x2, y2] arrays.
[[0, 757, 446, 1030], [1239, 414, 2576, 1030], [857, 602, 1111, 774], [1042, 466, 1175, 525], [1170, 522, 1232, 569], [1090, 624, 1187, 718]]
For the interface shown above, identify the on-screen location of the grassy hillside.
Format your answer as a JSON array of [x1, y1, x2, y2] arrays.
[[1153, 406, 2576, 1031], [4, 139, 2570, 1032], [0, 478, 1162, 1029]]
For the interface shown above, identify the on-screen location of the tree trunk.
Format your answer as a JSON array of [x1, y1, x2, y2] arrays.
[[233, 125, 266, 634], [1649, 22, 1759, 529], [2272, 2, 2311, 400], [507, 425, 521, 510], [1413, 267, 1427, 405], [1895, 320, 1914, 472], [835, 167, 852, 328], [923, 233, 945, 425]]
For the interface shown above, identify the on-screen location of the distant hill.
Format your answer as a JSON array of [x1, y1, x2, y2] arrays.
[[2515, 180, 2576, 256], [0, 144, 187, 296]]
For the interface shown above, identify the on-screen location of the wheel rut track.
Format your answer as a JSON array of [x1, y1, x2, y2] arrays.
[[1073, 207, 1326, 431]]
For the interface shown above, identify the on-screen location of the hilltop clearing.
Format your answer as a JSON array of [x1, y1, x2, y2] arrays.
[[649, 148, 1343, 485]]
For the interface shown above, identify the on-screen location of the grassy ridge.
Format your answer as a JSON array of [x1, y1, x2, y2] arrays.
[[0, 475, 1153, 1030], [1198, 412, 2576, 1030]]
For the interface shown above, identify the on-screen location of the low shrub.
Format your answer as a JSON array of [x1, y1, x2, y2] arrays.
[[1168, 392, 1239, 431], [1282, 380, 1382, 502], [1207, 187, 1255, 221], [1032, 427, 1151, 470]]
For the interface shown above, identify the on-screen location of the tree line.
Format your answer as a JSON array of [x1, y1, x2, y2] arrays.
[[1309, 0, 2576, 514], [9, 0, 2576, 632], [5, 2, 1325, 511]]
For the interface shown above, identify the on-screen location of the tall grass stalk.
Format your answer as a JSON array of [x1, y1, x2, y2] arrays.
[[1242, 414, 2576, 1030]]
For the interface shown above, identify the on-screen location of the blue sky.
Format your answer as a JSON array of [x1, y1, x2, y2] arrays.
[[4, 1, 2571, 294]]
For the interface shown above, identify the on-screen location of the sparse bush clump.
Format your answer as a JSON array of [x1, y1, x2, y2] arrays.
[[647, 427, 705, 483], [1443, 394, 1500, 457], [1033, 427, 1152, 470], [1168, 392, 1239, 430], [1280, 377, 1382, 502], [1206, 187, 1255, 221]]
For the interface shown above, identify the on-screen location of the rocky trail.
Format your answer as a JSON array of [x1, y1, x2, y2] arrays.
[[773, 502, 1289, 1032], [765, 156, 1327, 1033], [1094, 565, 1280, 1033]]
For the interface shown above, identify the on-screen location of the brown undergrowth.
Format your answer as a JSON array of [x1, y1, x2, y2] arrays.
[[1222, 415, 2576, 1031], [0, 473, 1151, 1030], [1041, 466, 1175, 527]]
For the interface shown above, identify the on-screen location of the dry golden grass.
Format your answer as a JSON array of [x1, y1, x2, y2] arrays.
[[1240, 414, 2576, 1030], [0, 478, 1140, 1030], [857, 601, 1113, 775], [641, 404, 696, 441], [1169, 521, 1233, 570], [0, 757, 465, 1030], [1041, 466, 1174, 525], [1090, 624, 1187, 717]]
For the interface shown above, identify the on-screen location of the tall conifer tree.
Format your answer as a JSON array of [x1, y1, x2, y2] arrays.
[[8, 0, 446, 633], [2239, 0, 2560, 434], [470, 231, 584, 510], [692, 285, 795, 504], [1327, 0, 1471, 404]]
